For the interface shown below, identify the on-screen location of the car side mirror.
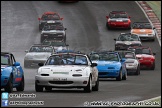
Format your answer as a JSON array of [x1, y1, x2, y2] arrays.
[[121, 58, 125, 63], [114, 39, 116, 41], [153, 27, 155, 29], [38, 18, 41, 20], [60, 18, 63, 20], [129, 16, 131, 18], [65, 28, 67, 30], [153, 53, 156, 55], [91, 63, 97, 67], [66, 44, 69, 47], [25, 50, 28, 53], [38, 63, 44, 66], [14, 62, 20, 66], [106, 16, 109, 19]]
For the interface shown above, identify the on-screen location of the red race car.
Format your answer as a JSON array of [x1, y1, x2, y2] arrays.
[[38, 12, 63, 31], [128, 46, 156, 70], [106, 11, 131, 30]]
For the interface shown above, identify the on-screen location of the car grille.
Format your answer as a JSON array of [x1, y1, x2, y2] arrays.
[[99, 72, 108, 75], [49, 81, 73, 84], [41, 74, 49, 76], [108, 67, 115, 69], [118, 44, 140, 49], [140, 37, 150, 40], [42, 33, 64, 40]]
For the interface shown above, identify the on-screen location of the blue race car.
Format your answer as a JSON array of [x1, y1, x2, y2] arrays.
[[89, 51, 127, 81], [1, 52, 25, 93]]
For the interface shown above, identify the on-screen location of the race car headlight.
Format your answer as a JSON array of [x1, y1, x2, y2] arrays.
[[36, 69, 41, 75], [75, 69, 83, 73], [57, 35, 63, 37], [115, 66, 120, 70]]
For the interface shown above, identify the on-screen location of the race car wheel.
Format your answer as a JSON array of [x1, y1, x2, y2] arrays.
[[16, 76, 25, 91], [5, 75, 13, 93], [151, 62, 155, 70], [116, 69, 122, 81], [106, 23, 111, 30], [115, 47, 119, 51], [84, 76, 92, 93], [45, 86, 52, 91], [41, 37, 44, 43], [35, 81, 43, 92], [122, 71, 127, 80], [127, 25, 131, 30], [24, 61, 28, 68], [92, 77, 99, 91], [135, 65, 140, 75], [39, 26, 42, 31]]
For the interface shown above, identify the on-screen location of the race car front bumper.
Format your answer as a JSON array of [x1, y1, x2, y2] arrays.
[[35, 75, 89, 88], [1, 75, 9, 87], [98, 70, 120, 78], [139, 34, 155, 41]]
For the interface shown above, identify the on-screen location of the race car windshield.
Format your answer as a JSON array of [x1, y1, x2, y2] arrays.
[[124, 53, 135, 59], [43, 24, 64, 30], [41, 14, 60, 20], [119, 34, 140, 41], [1, 55, 9, 65], [45, 54, 88, 65], [110, 13, 128, 18], [132, 23, 152, 29], [90, 53, 119, 61], [29, 46, 53, 52], [135, 48, 151, 55]]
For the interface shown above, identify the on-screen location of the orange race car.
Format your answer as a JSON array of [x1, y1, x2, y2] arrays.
[[131, 22, 156, 41]]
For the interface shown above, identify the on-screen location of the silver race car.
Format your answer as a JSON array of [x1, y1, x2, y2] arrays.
[[114, 33, 142, 50], [35, 52, 99, 92], [24, 44, 55, 68], [117, 50, 140, 75], [40, 21, 67, 43]]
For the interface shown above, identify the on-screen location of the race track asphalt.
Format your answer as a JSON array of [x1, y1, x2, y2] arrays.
[[1, 1, 161, 107]]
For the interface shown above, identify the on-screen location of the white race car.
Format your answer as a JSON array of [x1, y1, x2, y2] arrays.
[[35, 52, 99, 92]]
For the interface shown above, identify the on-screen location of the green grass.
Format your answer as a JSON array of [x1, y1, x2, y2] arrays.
[[146, 1, 161, 22]]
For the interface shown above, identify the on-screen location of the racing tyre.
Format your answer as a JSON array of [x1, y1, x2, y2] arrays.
[[5, 75, 13, 93], [45, 86, 52, 91], [116, 70, 122, 81], [39, 26, 42, 31], [122, 71, 127, 80], [16, 76, 25, 91], [24, 61, 28, 68], [151, 62, 155, 70], [115, 47, 119, 51], [92, 77, 99, 91], [127, 25, 131, 30], [41, 37, 44, 43], [135, 65, 140, 75], [84, 76, 92, 93], [35, 81, 43, 92], [106, 23, 111, 30]]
